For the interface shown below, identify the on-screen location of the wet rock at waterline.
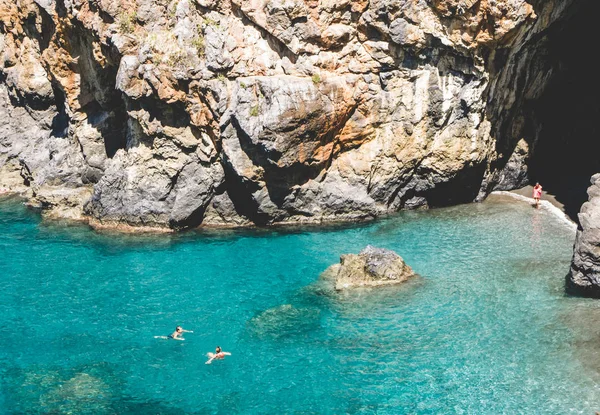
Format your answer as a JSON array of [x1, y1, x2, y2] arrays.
[[568, 174, 600, 297], [321, 245, 416, 290]]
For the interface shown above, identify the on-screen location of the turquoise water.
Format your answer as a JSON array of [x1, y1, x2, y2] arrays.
[[1, 195, 600, 414]]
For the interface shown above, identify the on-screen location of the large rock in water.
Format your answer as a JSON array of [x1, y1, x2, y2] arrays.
[[322, 245, 416, 290], [568, 174, 600, 297]]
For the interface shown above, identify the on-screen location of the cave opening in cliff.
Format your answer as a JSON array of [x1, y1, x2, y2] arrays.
[[527, 0, 600, 221], [50, 85, 68, 138]]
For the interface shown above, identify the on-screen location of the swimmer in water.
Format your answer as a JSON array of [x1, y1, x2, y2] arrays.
[[169, 326, 193, 340], [205, 346, 231, 364], [155, 325, 193, 340]]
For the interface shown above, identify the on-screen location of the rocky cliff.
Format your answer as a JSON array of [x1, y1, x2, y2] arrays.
[[568, 174, 600, 297], [0, 0, 580, 230]]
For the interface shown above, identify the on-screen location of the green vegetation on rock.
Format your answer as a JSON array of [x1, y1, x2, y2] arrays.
[[118, 11, 137, 34]]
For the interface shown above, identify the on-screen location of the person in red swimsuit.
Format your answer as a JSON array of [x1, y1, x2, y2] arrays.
[[532, 182, 542, 208]]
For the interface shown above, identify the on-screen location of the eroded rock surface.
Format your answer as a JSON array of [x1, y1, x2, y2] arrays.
[[321, 245, 416, 290], [0, 0, 581, 230], [568, 174, 600, 297]]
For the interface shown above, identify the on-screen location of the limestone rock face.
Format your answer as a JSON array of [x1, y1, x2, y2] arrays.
[[568, 174, 600, 297], [0, 0, 578, 230], [322, 245, 416, 290]]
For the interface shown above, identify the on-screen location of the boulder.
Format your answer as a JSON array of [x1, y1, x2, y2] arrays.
[[322, 245, 416, 290]]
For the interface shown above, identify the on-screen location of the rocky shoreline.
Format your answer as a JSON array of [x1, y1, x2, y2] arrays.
[[0, 184, 580, 234]]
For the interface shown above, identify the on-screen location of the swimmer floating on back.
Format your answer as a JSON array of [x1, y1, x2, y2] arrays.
[[205, 346, 231, 364], [154, 325, 193, 341]]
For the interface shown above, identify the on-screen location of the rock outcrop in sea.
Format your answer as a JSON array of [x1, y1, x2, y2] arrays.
[[321, 245, 416, 290], [0, 0, 578, 230], [568, 174, 600, 297]]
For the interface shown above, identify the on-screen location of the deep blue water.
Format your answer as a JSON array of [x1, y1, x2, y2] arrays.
[[1, 194, 600, 414]]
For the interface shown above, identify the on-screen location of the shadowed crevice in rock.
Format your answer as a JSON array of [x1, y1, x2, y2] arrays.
[[50, 85, 69, 138], [55, 0, 68, 19], [424, 163, 488, 208], [85, 0, 115, 25], [24, 5, 55, 53], [219, 158, 271, 226], [39, 11, 128, 163], [80, 100, 127, 159], [70, 32, 127, 159], [130, 97, 191, 130]]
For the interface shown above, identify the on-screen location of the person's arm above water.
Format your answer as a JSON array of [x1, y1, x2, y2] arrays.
[[169, 330, 187, 339], [215, 351, 231, 359], [206, 351, 231, 364]]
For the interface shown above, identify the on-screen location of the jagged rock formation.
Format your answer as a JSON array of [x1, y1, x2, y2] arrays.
[[568, 174, 600, 297], [321, 245, 416, 290], [0, 0, 585, 230]]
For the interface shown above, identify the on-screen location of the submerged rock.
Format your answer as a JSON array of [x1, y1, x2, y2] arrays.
[[247, 304, 321, 339], [322, 245, 416, 290], [568, 174, 600, 297]]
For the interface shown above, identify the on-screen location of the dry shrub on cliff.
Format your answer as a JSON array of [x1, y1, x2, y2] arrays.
[[165, 50, 194, 72], [192, 35, 205, 57], [118, 11, 137, 34]]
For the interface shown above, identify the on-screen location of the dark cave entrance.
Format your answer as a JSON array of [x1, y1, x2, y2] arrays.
[[527, 0, 600, 222]]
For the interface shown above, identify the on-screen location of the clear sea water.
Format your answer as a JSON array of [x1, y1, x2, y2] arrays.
[[1, 194, 600, 414]]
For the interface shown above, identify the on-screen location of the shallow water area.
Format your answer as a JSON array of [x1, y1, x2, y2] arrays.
[[2, 194, 600, 414]]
